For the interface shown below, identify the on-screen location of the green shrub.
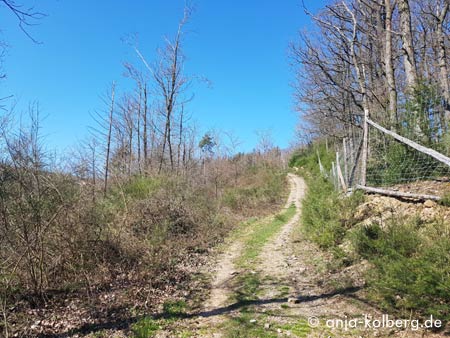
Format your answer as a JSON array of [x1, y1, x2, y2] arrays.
[[301, 174, 343, 248], [292, 142, 363, 250], [353, 220, 450, 321], [439, 192, 450, 207], [289, 142, 333, 173], [122, 176, 162, 199]]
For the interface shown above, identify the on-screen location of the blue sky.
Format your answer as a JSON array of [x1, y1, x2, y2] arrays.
[[1, 0, 324, 153]]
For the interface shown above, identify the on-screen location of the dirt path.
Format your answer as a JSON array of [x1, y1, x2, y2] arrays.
[[205, 173, 303, 312], [258, 174, 304, 282], [155, 173, 443, 337], [203, 241, 242, 312], [195, 174, 306, 335], [162, 173, 374, 337]]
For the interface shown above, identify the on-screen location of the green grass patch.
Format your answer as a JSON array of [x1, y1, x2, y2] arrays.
[[278, 319, 312, 337], [221, 312, 277, 338], [130, 300, 188, 337], [237, 204, 296, 268], [277, 285, 290, 297], [221, 312, 313, 338], [233, 271, 263, 303], [439, 192, 450, 207], [301, 172, 364, 253], [131, 317, 161, 338], [162, 300, 187, 318]]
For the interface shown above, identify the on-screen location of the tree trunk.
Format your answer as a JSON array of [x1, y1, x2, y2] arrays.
[[128, 115, 133, 177], [137, 86, 141, 175], [385, 0, 398, 127], [104, 82, 115, 195], [177, 105, 184, 173], [143, 84, 148, 171], [437, 4, 450, 123], [398, 0, 417, 90]]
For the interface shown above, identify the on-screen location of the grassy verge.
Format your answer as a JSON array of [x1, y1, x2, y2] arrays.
[[291, 143, 363, 265], [237, 204, 296, 268], [291, 141, 450, 326]]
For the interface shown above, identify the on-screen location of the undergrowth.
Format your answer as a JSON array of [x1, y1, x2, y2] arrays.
[[1, 161, 288, 337], [290, 141, 450, 325], [223, 167, 286, 215]]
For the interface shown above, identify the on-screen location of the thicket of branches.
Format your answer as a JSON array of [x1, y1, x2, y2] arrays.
[[292, 0, 450, 145], [0, 7, 287, 337]]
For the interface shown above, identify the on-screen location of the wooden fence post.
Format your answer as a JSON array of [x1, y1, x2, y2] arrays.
[[361, 109, 369, 186]]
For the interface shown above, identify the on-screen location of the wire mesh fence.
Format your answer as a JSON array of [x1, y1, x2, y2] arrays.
[[327, 116, 450, 200], [366, 127, 450, 186]]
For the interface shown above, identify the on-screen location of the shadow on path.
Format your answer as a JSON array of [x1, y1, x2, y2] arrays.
[[39, 286, 361, 338]]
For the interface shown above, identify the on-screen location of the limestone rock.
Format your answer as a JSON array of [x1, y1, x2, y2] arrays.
[[424, 200, 436, 208]]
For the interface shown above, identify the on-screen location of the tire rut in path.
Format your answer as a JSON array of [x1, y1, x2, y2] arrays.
[[258, 173, 305, 283]]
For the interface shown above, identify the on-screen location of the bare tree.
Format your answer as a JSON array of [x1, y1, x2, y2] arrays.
[[429, 1, 450, 121], [385, 0, 398, 126], [104, 83, 115, 193], [133, 7, 192, 174], [0, 0, 45, 43], [0, 1, 44, 102]]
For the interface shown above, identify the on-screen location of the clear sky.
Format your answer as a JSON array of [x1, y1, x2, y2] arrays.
[[0, 0, 324, 153]]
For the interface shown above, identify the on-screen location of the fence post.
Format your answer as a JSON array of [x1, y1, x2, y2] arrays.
[[336, 151, 348, 191], [361, 109, 369, 186], [349, 136, 353, 165], [331, 161, 337, 190], [317, 150, 325, 176]]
